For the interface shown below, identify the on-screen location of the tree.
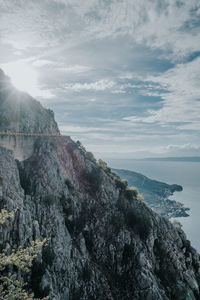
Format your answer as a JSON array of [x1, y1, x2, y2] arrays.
[[0, 208, 48, 300]]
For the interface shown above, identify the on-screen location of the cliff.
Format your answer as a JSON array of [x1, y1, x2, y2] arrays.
[[0, 69, 200, 300], [0, 69, 59, 160], [113, 168, 189, 218]]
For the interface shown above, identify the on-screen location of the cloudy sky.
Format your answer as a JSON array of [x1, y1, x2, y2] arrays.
[[0, 0, 200, 159]]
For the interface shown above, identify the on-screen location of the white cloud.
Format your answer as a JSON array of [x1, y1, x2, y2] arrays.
[[124, 57, 200, 129], [32, 60, 55, 67], [59, 125, 111, 133], [64, 79, 115, 92], [0, 0, 199, 59], [57, 65, 92, 74]]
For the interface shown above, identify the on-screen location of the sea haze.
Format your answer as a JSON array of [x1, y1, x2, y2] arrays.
[[106, 158, 200, 252]]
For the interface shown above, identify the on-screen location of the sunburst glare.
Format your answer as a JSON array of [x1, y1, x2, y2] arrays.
[[2, 61, 39, 96]]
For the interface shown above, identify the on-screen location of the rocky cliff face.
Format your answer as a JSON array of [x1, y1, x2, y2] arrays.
[[0, 69, 200, 300], [0, 69, 59, 134], [0, 69, 59, 160]]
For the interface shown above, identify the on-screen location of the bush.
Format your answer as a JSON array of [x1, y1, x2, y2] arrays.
[[31, 261, 48, 298], [64, 178, 74, 190], [171, 219, 182, 228], [82, 263, 92, 281], [16, 161, 31, 195], [137, 193, 144, 202], [129, 187, 138, 197], [83, 231, 94, 252], [85, 151, 96, 162], [97, 159, 111, 174], [125, 208, 151, 240], [76, 140, 86, 154], [122, 244, 135, 265], [42, 245, 55, 266], [115, 178, 128, 190], [83, 167, 102, 194], [110, 213, 124, 233], [44, 195, 56, 206], [0, 208, 48, 299]]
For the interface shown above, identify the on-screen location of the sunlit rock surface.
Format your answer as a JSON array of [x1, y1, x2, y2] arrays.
[[0, 68, 200, 300], [0, 69, 59, 160]]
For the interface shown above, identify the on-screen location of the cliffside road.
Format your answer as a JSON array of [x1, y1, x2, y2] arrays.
[[0, 132, 69, 137]]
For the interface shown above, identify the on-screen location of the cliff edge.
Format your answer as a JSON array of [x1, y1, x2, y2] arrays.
[[0, 69, 200, 300]]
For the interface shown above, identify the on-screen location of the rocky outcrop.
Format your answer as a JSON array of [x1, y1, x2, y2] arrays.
[[0, 69, 59, 134], [0, 69, 59, 161], [0, 68, 200, 299]]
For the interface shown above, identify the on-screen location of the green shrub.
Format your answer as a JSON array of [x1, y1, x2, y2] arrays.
[[31, 261, 47, 298], [171, 219, 182, 228], [82, 263, 92, 281], [44, 195, 56, 206], [83, 167, 102, 194], [115, 178, 128, 190], [125, 208, 151, 240], [42, 245, 55, 266], [129, 187, 138, 197], [16, 161, 31, 195], [85, 151, 96, 162], [97, 159, 111, 174], [110, 213, 124, 232], [64, 178, 74, 190], [122, 244, 135, 265], [117, 197, 127, 212], [76, 140, 86, 154], [137, 193, 144, 202], [83, 231, 94, 252]]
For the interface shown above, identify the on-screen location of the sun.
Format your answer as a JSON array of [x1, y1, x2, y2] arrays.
[[2, 61, 39, 96]]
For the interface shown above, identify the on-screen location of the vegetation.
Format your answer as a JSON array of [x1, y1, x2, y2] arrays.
[[110, 213, 124, 233], [85, 151, 96, 162], [83, 231, 94, 252], [0, 208, 48, 299], [31, 261, 48, 298], [171, 219, 182, 228], [125, 208, 151, 240], [83, 167, 102, 194], [44, 195, 57, 206], [97, 159, 111, 174], [42, 245, 55, 267], [64, 178, 74, 190], [82, 263, 92, 281], [115, 178, 128, 190], [137, 193, 144, 202], [122, 244, 135, 265], [76, 140, 86, 155], [125, 187, 137, 200], [16, 161, 31, 195]]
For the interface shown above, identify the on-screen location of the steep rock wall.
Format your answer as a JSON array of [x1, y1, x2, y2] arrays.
[[0, 139, 200, 300], [0, 68, 200, 299]]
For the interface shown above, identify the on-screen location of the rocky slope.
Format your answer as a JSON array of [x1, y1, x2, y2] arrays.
[[0, 68, 200, 300], [113, 168, 189, 218], [0, 69, 59, 134]]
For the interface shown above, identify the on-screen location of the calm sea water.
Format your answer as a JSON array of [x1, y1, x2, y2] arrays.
[[106, 159, 200, 252]]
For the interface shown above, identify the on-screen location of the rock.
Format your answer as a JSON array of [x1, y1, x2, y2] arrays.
[[0, 68, 200, 299]]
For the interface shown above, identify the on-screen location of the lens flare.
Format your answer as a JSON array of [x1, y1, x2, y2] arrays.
[[2, 61, 39, 96]]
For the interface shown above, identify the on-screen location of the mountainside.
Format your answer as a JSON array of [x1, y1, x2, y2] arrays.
[[113, 169, 189, 218], [0, 68, 200, 300], [0, 69, 59, 134]]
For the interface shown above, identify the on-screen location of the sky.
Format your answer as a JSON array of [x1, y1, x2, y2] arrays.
[[0, 0, 200, 159]]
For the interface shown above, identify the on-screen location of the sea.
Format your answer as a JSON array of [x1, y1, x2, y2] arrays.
[[106, 159, 200, 252]]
